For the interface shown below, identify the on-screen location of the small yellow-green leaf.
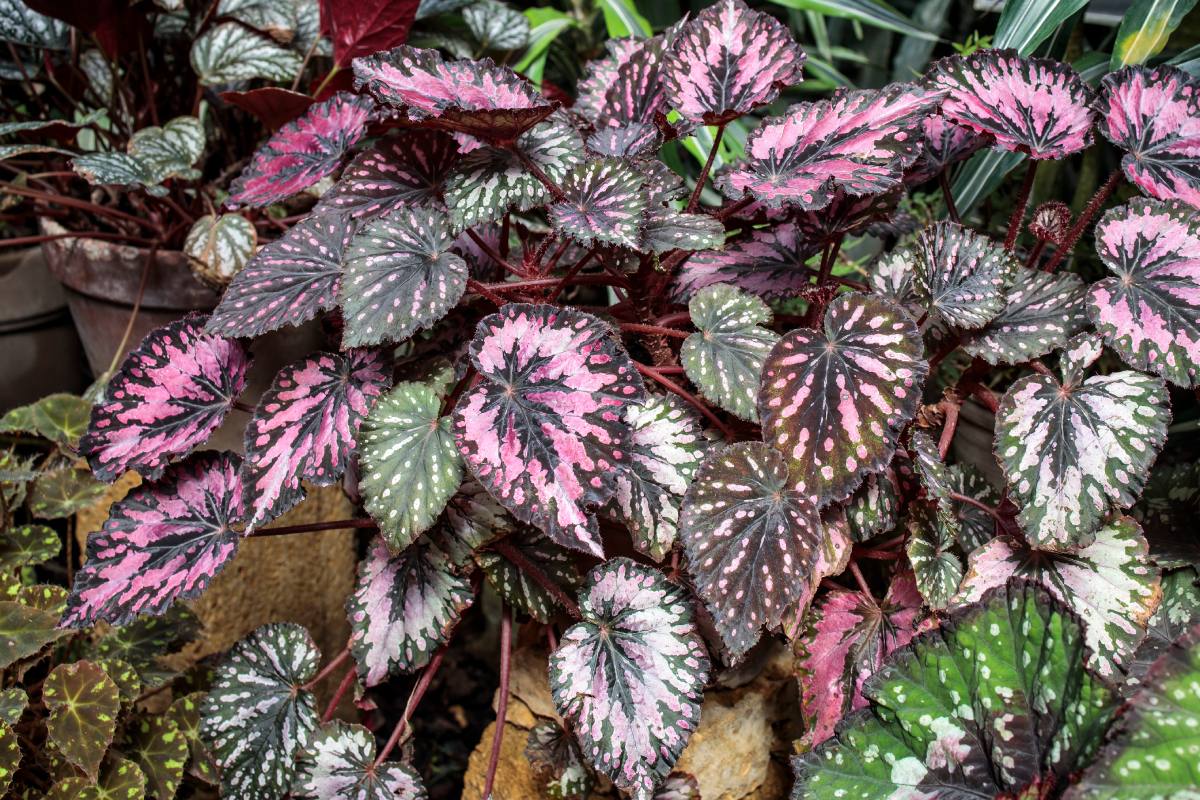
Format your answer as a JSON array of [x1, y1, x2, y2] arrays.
[[43, 660, 122, 780]]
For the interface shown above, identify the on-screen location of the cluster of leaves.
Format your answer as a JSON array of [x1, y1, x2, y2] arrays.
[[6, 0, 1200, 798]]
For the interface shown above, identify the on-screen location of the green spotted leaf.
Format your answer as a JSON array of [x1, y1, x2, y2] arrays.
[[95, 659, 141, 705], [0, 687, 26, 727], [0, 720, 17, 795], [0, 598, 69, 667], [29, 467, 107, 519], [90, 605, 202, 688], [641, 208, 725, 254], [294, 720, 427, 799], [476, 531, 579, 623], [1129, 566, 1200, 683], [190, 22, 302, 85], [44, 660, 122, 780], [23, 393, 92, 446], [960, 269, 1089, 365], [200, 623, 320, 799], [682, 283, 780, 422], [904, 505, 963, 610], [360, 381, 463, 553], [48, 755, 147, 800], [184, 213, 257, 286], [169, 693, 217, 785], [0, 523, 60, 569], [127, 714, 188, 800], [792, 581, 1118, 798]]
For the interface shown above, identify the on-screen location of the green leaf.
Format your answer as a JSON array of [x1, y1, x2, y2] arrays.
[[596, 0, 652, 38], [0, 599, 70, 668], [44, 661, 122, 780], [168, 693, 218, 785], [476, 531, 579, 622], [792, 580, 1118, 798], [95, 659, 142, 705], [184, 214, 257, 286], [0, 687, 26, 727], [993, 0, 1089, 53], [48, 755, 147, 800], [0, 524, 61, 569], [1112, 0, 1199, 69], [29, 467, 107, 519], [1129, 567, 1199, 683], [126, 715, 188, 800], [904, 505, 962, 609], [0, 721, 16, 796], [642, 208, 725, 253], [845, 471, 900, 542], [7, 393, 92, 446], [682, 283, 780, 422], [360, 381, 463, 553], [128, 117, 205, 181], [217, 0, 300, 42], [765, 0, 939, 41], [464, 0, 530, 51], [90, 605, 202, 688], [190, 22, 302, 85]]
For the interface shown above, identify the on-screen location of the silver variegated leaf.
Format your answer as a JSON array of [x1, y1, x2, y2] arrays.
[[642, 208, 725, 254], [960, 269, 1088, 365], [905, 505, 963, 610], [294, 721, 427, 800], [191, 22, 302, 85], [548, 158, 648, 249], [184, 214, 257, 286], [909, 220, 1017, 330]]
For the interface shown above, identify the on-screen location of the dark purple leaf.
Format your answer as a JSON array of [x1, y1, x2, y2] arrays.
[[548, 158, 648, 250], [314, 131, 459, 219], [575, 38, 642, 122], [672, 223, 819, 302], [229, 92, 374, 208], [595, 26, 682, 127], [905, 113, 988, 185], [586, 122, 662, 158], [220, 88, 316, 131], [792, 188, 903, 247], [81, 314, 250, 483], [959, 269, 1088, 365]]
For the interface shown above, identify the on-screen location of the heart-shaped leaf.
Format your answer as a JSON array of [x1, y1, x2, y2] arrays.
[[716, 83, 940, 209], [662, 0, 805, 125], [353, 45, 553, 141], [0, 598, 69, 667], [347, 537, 473, 686], [548, 158, 648, 249], [453, 304, 646, 557], [994, 346, 1170, 551], [793, 188, 903, 246], [954, 517, 1160, 680], [229, 92, 373, 207], [947, 465, 998, 553], [463, 0, 529, 51], [243, 349, 391, 529], [928, 49, 1094, 159], [207, 212, 354, 339], [759, 292, 928, 506], [797, 570, 921, 746], [476, 531, 579, 622], [549, 558, 710, 797], [586, 122, 662, 158], [792, 580, 1118, 798], [200, 623, 320, 800], [184, 213, 257, 286], [905, 114, 988, 185], [909, 220, 1017, 330], [72, 116, 205, 195], [62, 452, 244, 628], [2, 393, 91, 447], [81, 314, 250, 483], [681, 442, 824, 660], [682, 283, 780, 422], [438, 477, 516, 566], [672, 223, 819, 302], [191, 22, 302, 85], [44, 661, 121, 780], [47, 757, 148, 800], [126, 714, 188, 800], [525, 719, 594, 800], [610, 395, 708, 561], [315, 131, 460, 219], [960, 268, 1088, 364], [0, 687, 27, 728], [905, 505, 963, 610], [1097, 65, 1200, 208], [340, 206, 467, 348], [294, 721, 427, 799], [1089, 197, 1200, 387], [90, 605, 200, 689], [845, 471, 900, 543], [360, 381, 462, 552]]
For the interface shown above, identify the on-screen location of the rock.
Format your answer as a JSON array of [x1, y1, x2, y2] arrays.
[[461, 722, 541, 800]]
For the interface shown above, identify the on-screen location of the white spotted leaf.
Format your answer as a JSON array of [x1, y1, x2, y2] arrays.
[[960, 268, 1089, 365], [905, 505, 963, 610], [548, 158, 648, 250], [909, 220, 1017, 330], [294, 721, 427, 800]]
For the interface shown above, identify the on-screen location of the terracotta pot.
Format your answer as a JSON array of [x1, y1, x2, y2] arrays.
[[39, 218, 220, 375], [0, 247, 88, 411]]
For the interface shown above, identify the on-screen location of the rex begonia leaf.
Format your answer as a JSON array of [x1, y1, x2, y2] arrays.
[[655, 773, 701, 800], [0, 721, 16, 796], [610, 395, 708, 561], [845, 471, 900, 542], [169, 692, 218, 785], [595, 26, 681, 127], [4, 392, 91, 447], [909, 429, 951, 503], [126, 714, 188, 800], [548, 158, 648, 250], [641, 207, 725, 254], [445, 112, 583, 228], [62, 452, 244, 628], [1097, 65, 1200, 209], [0, 0, 68, 48], [476, 530, 579, 622], [994, 346, 1170, 551], [1071, 622, 1200, 798], [340, 206, 467, 347], [549, 558, 710, 798], [200, 622, 320, 800], [360, 381, 463, 553], [672, 223, 820, 302], [463, 0, 529, 51], [80, 313, 250, 483], [184, 213, 257, 286], [89, 605, 200, 688], [797, 570, 921, 746], [0, 523, 60, 569], [792, 580, 1118, 798], [438, 477, 517, 566], [47, 758, 147, 800], [960, 268, 1088, 365], [792, 188, 903, 245], [953, 516, 1161, 680], [315, 131, 460, 219], [576, 38, 642, 121], [191, 22, 302, 86], [0, 598, 69, 668], [29, 467, 106, 519], [905, 505, 963, 610], [452, 304, 646, 557], [759, 292, 928, 506], [1135, 461, 1200, 567], [909, 220, 1018, 330], [662, 0, 805, 125], [586, 122, 662, 158], [928, 49, 1095, 159], [680, 442, 824, 661], [44, 660, 120, 780], [905, 113, 988, 185], [1089, 197, 1200, 387], [294, 721, 427, 800], [681, 283, 780, 422], [242, 349, 390, 529], [525, 719, 594, 800], [716, 83, 940, 210], [229, 92, 373, 207], [207, 212, 354, 339], [352, 45, 553, 141], [948, 464, 999, 553], [0, 687, 25, 728], [347, 537, 472, 686]]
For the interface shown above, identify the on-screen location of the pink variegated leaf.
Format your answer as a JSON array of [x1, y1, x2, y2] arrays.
[[452, 304, 646, 557], [586, 122, 662, 158], [314, 131, 460, 219], [81, 314, 250, 483], [61, 452, 243, 628], [908, 220, 1017, 330], [845, 471, 900, 543], [575, 39, 641, 122], [905, 113, 988, 185], [549, 558, 709, 797], [228, 92, 374, 207], [953, 517, 1161, 679], [715, 83, 940, 210], [1089, 197, 1200, 387], [207, 213, 354, 339], [352, 45, 553, 142], [294, 721, 426, 800], [548, 158, 648, 250], [797, 570, 921, 746], [339, 206, 467, 347], [680, 442, 824, 661], [1098, 65, 1200, 209], [959, 269, 1088, 365], [596, 25, 683, 128], [792, 188, 903, 247], [347, 536, 473, 686], [759, 293, 928, 506], [671, 223, 819, 302], [525, 719, 594, 800], [928, 49, 1094, 159], [242, 350, 391, 529], [663, 0, 805, 125]]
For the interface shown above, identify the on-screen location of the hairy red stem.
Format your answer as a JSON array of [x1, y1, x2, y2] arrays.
[[303, 646, 351, 691], [621, 322, 690, 339], [252, 518, 376, 537], [1004, 161, 1039, 250], [1042, 170, 1123, 273], [687, 123, 726, 212], [940, 172, 960, 223], [321, 666, 358, 723]]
